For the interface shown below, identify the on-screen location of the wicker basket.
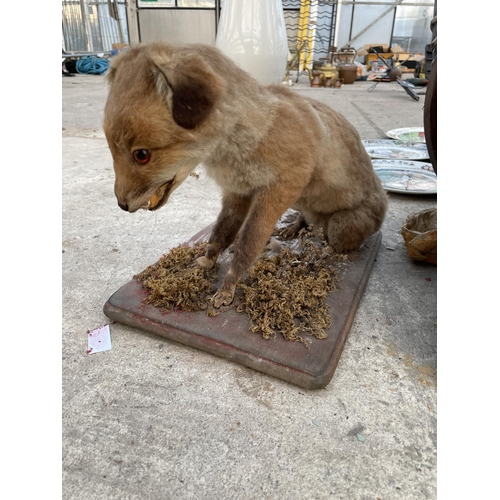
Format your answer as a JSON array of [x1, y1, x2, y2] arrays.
[[400, 208, 437, 264]]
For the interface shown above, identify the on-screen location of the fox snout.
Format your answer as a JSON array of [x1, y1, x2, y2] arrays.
[[113, 177, 151, 213], [113, 181, 144, 213], [113, 173, 180, 213], [117, 200, 129, 212]]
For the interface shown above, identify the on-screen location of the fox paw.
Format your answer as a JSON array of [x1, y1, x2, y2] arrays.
[[212, 288, 235, 308], [278, 215, 307, 240], [280, 223, 302, 240], [279, 225, 298, 239], [195, 255, 216, 269]]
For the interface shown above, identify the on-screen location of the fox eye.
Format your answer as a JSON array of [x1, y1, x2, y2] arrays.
[[132, 149, 151, 164]]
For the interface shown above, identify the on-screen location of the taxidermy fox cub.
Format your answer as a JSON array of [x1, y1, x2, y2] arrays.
[[104, 42, 388, 308]]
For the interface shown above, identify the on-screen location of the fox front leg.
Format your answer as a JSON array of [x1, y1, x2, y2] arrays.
[[195, 191, 251, 270], [211, 186, 301, 308]]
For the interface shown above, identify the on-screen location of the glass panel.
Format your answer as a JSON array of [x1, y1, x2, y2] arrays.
[[393, 5, 434, 55], [62, 0, 129, 52], [139, 9, 216, 44], [137, 0, 215, 7], [177, 0, 216, 6], [349, 5, 394, 48], [335, 3, 353, 50], [138, 0, 176, 7]]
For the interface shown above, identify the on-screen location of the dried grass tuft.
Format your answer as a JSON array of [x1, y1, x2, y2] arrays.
[[134, 242, 217, 312], [237, 228, 339, 345]]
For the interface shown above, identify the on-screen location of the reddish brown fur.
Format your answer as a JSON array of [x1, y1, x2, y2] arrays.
[[103, 42, 388, 308]]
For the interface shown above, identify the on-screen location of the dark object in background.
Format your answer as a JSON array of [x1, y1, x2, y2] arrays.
[[65, 60, 78, 73], [423, 58, 437, 174], [62, 59, 76, 77], [424, 44, 435, 80], [423, 12, 437, 174], [388, 67, 402, 81], [406, 78, 428, 86], [401, 59, 418, 70]]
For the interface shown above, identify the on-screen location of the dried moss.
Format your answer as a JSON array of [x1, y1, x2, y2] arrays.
[[134, 242, 218, 312], [135, 228, 341, 346], [237, 228, 339, 345]]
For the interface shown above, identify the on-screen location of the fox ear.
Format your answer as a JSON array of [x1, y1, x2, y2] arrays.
[[147, 51, 226, 130]]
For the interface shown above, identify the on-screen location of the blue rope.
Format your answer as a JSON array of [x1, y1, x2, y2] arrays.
[[76, 56, 109, 75]]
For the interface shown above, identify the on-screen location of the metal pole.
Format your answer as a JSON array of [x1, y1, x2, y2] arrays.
[[297, 0, 311, 70], [215, 0, 221, 34], [96, 1, 105, 51], [102, 1, 113, 50], [80, 0, 95, 51], [327, 1, 335, 54], [126, 0, 140, 45], [389, 2, 397, 48], [348, 0, 355, 43], [108, 0, 125, 44]]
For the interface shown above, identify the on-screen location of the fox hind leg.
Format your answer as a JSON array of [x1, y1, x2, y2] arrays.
[[329, 201, 386, 253], [309, 193, 387, 253]]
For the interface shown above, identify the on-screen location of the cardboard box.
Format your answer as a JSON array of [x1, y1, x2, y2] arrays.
[[395, 53, 425, 62], [111, 43, 128, 57], [365, 53, 394, 70], [390, 45, 405, 54], [394, 53, 425, 72], [365, 51, 425, 71], [357, 43, 390, 57], [359, 44, 415, 70]]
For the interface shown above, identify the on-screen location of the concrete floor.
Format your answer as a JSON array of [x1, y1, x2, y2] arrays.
[[62, 71, 437, 499]]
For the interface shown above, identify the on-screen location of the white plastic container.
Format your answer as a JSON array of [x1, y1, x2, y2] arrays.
[[215, 0, 289, 85]]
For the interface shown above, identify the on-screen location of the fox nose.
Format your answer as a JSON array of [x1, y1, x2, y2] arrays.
[[118, 201, 129, 211]]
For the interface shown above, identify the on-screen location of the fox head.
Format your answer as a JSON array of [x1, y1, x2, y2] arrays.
[[103, 43, 226, 213]]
